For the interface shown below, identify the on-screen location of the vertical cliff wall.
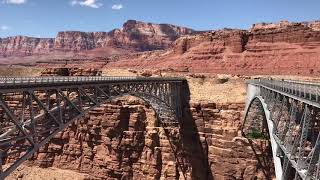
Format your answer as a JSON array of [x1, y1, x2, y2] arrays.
[[0, 20, 195, 58], [5, 96, 273, 180]]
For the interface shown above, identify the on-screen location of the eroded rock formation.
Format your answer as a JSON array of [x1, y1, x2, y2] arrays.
[[5, 97, 273, 179], [40, 68, 102, 76], [106, 20, 320, 76], [0, 36, 54, 57], [0, 20, 195, 57]]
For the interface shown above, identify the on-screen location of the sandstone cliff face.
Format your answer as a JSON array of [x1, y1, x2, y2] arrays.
[[54, 31, 96, 51], [5, 97, 271, 180], [107, 20, 320, 76], [0, 20, 194, 57], [107, 20, 195, 51], [0, 36, 54, 57]]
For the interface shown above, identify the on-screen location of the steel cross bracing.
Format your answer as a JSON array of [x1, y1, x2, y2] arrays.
[[0, 76, 185, 179], [245, 79, 320, 180]]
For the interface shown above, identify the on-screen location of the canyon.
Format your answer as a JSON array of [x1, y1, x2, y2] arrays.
[[2, 19, 320, 180], [6, 89, 272, 180]]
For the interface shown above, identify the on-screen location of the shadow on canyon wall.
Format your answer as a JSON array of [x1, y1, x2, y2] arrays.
[[242, 98, 276, 180], [179, 80, 214, 180]]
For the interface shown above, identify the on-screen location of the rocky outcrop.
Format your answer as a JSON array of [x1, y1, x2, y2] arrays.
[[107, 20, 320, 76], [0, 20, 194, 57], [188, 101, 272, 179], [107, 20, 195, 51], [4, 97, 272, 179], [0, 36, 54, 57], [173, 29, 248, 55], [249, 20, 320, 44], [40, 68, 102, 76], [54, 20, 195, 52]]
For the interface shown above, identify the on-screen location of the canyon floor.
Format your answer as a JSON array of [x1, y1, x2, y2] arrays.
[[4, 67, 320, 180], [4, 67, 249, 180]]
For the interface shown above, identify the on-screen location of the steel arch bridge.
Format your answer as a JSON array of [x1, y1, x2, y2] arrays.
[[243, 79, 320, 180], [0, 76, 186, 179]]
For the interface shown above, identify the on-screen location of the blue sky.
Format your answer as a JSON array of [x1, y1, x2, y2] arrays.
[[0, 0, 319, 38]]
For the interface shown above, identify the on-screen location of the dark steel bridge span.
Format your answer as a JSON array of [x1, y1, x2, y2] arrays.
[[0, 76, 186, 179], [243, 79, 320, 180]]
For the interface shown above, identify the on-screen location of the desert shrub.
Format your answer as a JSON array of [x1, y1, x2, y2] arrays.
[[140, 70, 152, 77], [216, 74, 230, 84], [246, 128, 265, 139]]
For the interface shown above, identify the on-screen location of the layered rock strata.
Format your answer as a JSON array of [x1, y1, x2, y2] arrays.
[[5, 98, 273, 179], [0, 20, 195, 57], [106, 20, 320, 76], [40, 68, 102, 76]]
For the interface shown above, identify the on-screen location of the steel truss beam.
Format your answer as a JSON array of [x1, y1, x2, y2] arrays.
[[0, 76, 185, 179], [245, 79, 320, 180]]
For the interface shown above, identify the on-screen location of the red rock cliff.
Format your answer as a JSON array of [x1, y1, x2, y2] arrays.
[[107, 20, 195, 51], [5, 97, 272, 180], [0, 20, 195, 57], [0, 36, 54, 57], [107, 20, 320, 76]]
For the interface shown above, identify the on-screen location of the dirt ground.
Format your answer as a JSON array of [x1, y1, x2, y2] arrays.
[[0, 67, 43, 77], [6, 165, 91, 180], [102, 68, 248, 103]]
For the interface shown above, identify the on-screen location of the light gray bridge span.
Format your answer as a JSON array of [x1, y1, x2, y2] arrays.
[[244, 79, 320, 180], [0, 76, 186, 179], [0, 76, 320, 179]]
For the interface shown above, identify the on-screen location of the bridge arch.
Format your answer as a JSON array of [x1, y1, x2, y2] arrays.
[[0, 76, 186, 179], [244, 79, 320, 180], [243, 95, 283, 179]]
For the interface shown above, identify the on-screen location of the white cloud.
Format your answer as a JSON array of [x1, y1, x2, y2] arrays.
[[0, 25, 11, 31], [71, 0, 102, 8], [3, 0, 26, 5], [112, 4, 123, 10]]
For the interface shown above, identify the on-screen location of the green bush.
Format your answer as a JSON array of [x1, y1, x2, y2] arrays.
[[246, 129, 265, 139]]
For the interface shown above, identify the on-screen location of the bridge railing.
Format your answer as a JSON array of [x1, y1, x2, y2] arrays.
[[0, 76, 185, 87], [248, 78, 320, 105], [247, 78, 320, 179]]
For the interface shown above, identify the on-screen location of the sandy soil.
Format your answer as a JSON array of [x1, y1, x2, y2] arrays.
[[0, 67, 44, 77], [102, 68, 247, 103], [187, 77, 246, 103], [6, 165, 92, 180]]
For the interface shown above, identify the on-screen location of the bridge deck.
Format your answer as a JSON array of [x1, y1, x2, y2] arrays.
[[246, 79, 320, 180], [0, 76, 186, 179], [0, 76, 185, 90]]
